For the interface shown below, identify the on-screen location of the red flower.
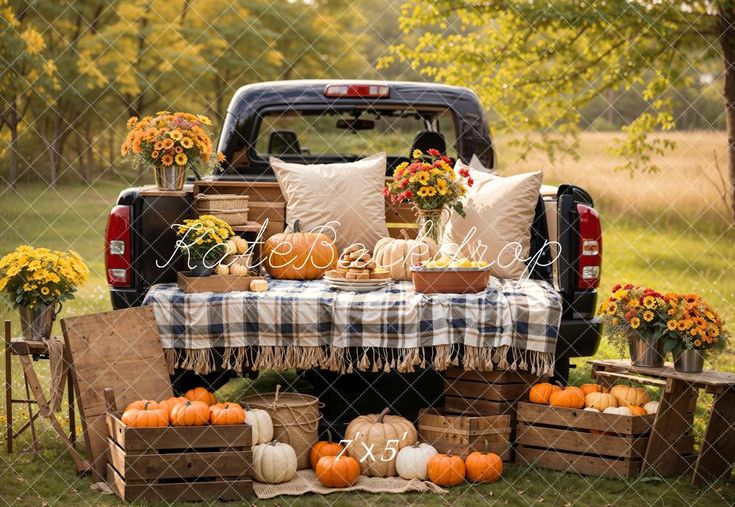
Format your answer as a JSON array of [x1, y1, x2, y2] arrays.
[[459, 168, 470, 178], [401, 179, 409, 187], [383, 186, 390, 196], [612, 283, 621, 292], [440, 155, 451, 164], [404, 190, 414, 199], [467, 177, 474, 187], [427, 148, 441, 157], [624, 284, 634, 290]]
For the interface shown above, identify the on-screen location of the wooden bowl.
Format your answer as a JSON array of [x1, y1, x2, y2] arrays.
[[411, 267, 491, 294]]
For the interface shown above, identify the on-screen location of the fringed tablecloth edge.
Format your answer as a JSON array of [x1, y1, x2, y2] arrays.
[[163, 344, 555, 377]]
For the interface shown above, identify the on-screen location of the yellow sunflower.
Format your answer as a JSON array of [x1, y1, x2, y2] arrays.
[[417, 187, 430, 197], [643, 295, 656, 309], [412, 149, 423, 159], [181, 137, 194, 149], [642, 310, 654, 322], [666, 320, 677, 331], [630, 317, 641, 329], [170, 129, 183, 140], [41, 287, 50, 295], [175, 153, 187, 165], [161, 154, 174, 166]]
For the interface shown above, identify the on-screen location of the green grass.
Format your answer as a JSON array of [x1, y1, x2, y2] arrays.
[[1, 173, 735, 505]]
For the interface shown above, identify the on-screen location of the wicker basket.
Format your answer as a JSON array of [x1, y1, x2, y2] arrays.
[[196, 194, 250, 225], [241, 385, 320, 470]]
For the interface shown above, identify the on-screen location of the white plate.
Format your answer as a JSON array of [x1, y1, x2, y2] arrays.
[[324, 278, 391, 292]]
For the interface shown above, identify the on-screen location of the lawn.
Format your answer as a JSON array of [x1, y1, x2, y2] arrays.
[[1, 133, 735, 505]]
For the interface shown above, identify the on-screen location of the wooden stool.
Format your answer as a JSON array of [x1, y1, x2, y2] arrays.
[[4, 321, 90, 474], [590, 359, 735, 486]]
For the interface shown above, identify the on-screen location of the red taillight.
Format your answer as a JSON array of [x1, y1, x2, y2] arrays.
[[105, 205, 131, 287], [324, 83, 389, 98], [577, 203, 602, 289]]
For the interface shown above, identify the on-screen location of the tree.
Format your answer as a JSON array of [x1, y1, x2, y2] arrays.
[[0, 0, 58, 188], [385, 0, 735, 221]]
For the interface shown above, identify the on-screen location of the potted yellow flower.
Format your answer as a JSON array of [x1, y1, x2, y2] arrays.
[[384, 149, 472, 243], [663, 293, 729, 373], [120, 112, 225, 191], [176, 215, 235, 276], [0, 246, 89, 340]]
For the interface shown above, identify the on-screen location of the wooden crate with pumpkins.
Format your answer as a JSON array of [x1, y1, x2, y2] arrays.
[[443, 368, 544, 416], [104, 387, 254, 502], [515, 382, 660, 478]]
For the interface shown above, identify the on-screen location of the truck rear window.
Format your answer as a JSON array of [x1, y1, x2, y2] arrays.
[[254, 107, 458, 162]]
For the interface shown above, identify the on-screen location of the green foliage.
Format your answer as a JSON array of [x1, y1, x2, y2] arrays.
[[384, 0, 720, 173]]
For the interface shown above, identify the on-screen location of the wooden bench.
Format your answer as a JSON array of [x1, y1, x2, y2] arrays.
[[591, 359, 735, 486]]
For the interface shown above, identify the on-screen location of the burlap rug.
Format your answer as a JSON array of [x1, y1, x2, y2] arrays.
[[253, 469, 448, 499]]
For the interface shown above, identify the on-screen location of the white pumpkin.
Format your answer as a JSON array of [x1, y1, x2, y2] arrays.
[[234, 236, 249, 254], [395, 442, 437, 480], [584, 407, 600, 412], [215, 264, 229, 275], [252, 441, 297, 484], [604, 406, 632, 416], [644, 401, 660, 414], [246, 408, 274, 445], [374, 231, 437, 280]]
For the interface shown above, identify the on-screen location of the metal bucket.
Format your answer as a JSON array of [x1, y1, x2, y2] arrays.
[[674, 349, 705, 374], [19, 304, 56, 341], [628, 335, 665, 368], [154, 165, 186, 191]]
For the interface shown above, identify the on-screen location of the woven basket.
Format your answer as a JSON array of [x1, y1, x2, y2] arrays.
[[242, 385, 320, 470], [196, 194, 250, 225]]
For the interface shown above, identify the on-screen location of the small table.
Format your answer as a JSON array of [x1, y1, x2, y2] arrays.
[[590, 359, 735, 486], [4, 321, 89, 473]]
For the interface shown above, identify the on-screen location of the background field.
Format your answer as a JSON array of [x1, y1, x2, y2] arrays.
[[1, 132, 734, 504]]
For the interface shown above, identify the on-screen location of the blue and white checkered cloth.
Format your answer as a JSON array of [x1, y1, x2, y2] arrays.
[[143, 278, 562, 376]]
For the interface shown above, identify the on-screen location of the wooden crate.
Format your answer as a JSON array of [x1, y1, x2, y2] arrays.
[[106, 413, 253, 502], [418, 409, 512, 461], [177, 272, 264, 293], [443, 369, 544, 416], [515, 402, 656, 479]]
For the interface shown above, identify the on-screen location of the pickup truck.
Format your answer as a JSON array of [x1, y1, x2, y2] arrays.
[[105, 80, 602, 425]]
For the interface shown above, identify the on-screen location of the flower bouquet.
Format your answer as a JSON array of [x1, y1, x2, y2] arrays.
[[598, 284, 671, 367], [176, 215, 235, 276], [0, 246, 89, 340], [121, 112, 225, 191], [384, 149, 472, 243], [661, 293, 728, 373]]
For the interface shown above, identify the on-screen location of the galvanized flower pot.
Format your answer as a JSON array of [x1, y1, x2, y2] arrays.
[[189, 259, 214, 277], [628, 335, 665, 368], [154, 165, 186, 191], [674, 348, 705, 374], [19, 304, 55, 341]]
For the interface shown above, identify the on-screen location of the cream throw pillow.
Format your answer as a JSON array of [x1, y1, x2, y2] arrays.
[[270, 153, 389, 251], [442, 168, 543, 279]]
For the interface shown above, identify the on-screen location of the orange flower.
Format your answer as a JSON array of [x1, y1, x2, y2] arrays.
[[163, 138, 174, 149], [151, 150, 159, 159], [161, 154, 174, 166], [154, 141, 164, 151]]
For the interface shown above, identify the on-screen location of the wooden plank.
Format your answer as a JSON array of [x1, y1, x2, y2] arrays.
[[692, 388, 735, 486], [445, 396, 514, 417], [516, 423, 647, 459], [589, 359, 735, 388], [516, 446, 640, 479], [593, 370, 668, 388], [444, 379, 531, 402], [177, 273, 264, 293], [643, 378, 696, 477], [108, 438, 251, 481], [443, 368, 544, 385], [107, 414, 251, 451], [248, 201, 286, 222], [517, 403, 654, 435], [139, 185, 192, 198], [107, 464, 253, 502], [62, 307, 173, 479]]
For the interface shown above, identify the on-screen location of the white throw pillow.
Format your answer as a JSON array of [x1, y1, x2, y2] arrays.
[[270, 153, 389, 251], [441, 168, 543, 279]]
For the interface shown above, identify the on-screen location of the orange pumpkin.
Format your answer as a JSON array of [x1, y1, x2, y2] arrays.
[[310, 430, 345, 470], [628, 406, 648, 416], [124, 399, 159, 412], [427, 451, 465, 487], [549, 387, 585, 409], [158, 396, 187, 418], [184, 387, 218, 406], [529, 383, 561, 405], [209, 402, 246, 425], [580, 383, 606, 395], [610, 385, 650, 407], [264, 220, 338, 280], [465, 449, 503, 483], [171, 400, 210, 426], [121, 400, 168, 428], [315, 455, 361, 488]]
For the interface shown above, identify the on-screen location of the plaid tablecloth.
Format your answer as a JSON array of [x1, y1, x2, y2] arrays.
[[142, 278, 562, 376]]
